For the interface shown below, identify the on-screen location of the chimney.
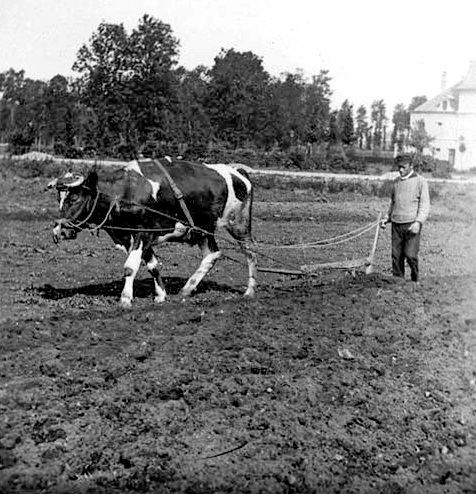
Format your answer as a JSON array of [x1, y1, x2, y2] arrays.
[[441, 71, 447, 91]]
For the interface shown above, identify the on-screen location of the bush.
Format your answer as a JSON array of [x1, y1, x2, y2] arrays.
[[64, 147, 85, 159], [234, 147, 260, 166], [286, 150, 306, 169], [261, 149, 287, 169], [181, 142, 208, 160], [0, 157, 88, 179], [115, 143, 137, 161], [9, 129, 34, 155], [141, 141, 162, 158], [405, 154, 452, 179], [53, 142, 67, 157]]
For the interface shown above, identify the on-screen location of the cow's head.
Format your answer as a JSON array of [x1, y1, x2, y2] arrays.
[[47, 171, 99, 243]]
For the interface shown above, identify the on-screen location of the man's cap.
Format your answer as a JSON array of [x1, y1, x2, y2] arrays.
[[395, 153, 414, 166]]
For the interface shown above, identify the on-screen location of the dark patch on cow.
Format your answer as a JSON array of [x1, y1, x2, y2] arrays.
[[235, 168, 250, 179], [232, 174, 248, 202]]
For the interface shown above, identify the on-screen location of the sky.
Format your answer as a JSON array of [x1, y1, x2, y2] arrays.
[[1, 0, 476, 112]]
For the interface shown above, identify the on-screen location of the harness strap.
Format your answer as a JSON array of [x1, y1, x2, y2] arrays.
[[152, 158, 195, 227]]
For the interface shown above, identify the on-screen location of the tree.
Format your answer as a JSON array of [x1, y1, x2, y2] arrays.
[[303, 70, 332, 145], [328, 110, 339, 144], [0, 69, 26, 135], [407, 119, 433, 154], [126, 15, 180, 147], [408, 95, 427, 113], [174, 65, 213, 156], [40, 75, 76, 149], [73, 21, 130, 153], [73, 15, 180, 155], [355, 105, 369, 149], [370, 99, 386, 149], [0, 69, 49, 151], [337, 99, 354, 145], [269, 70, 306, 149], [391, 103, 410, 151], [206, 48, 273, 148]]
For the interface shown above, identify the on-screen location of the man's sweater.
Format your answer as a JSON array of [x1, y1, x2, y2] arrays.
[[387, 173, 430, 224]]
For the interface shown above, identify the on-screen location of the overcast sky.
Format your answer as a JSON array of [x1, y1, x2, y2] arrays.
[[1, 0, 475, 112]]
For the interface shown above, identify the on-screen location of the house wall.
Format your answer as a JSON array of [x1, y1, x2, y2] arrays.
[[459, 91, 476, 112], [411, 111, 476, 171]]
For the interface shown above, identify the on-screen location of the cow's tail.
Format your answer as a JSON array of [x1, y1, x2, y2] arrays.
[[237, 168, 255, 244]]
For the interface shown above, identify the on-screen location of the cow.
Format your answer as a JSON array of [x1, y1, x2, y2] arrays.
[[47, 158, 257, 307]]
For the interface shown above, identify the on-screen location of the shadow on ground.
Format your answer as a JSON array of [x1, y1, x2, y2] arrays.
[[31, 276, 241, 300]]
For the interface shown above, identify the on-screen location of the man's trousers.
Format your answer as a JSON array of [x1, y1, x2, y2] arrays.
[[391, 222, 421, 282]]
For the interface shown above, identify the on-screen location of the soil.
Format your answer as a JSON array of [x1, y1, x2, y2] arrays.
[[1, 172, 476, 493]]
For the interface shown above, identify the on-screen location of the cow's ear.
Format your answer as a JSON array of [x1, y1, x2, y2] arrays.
[[84, 171, 99, 190]]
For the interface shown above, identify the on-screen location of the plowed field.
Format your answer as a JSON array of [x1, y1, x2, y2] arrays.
[[1, 168, 476, 493]]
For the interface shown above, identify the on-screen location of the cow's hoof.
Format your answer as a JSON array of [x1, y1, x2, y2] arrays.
[[154, 295, 166, 304], [244, 288, 255, 298], [120, 297, 132, 308]]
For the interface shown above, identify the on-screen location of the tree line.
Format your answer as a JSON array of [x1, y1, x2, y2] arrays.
[[0, 14, 429, 165]]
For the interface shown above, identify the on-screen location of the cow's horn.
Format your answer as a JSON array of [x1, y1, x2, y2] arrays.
[[46, 178, 58, 189], [63, 174, 85, 188]]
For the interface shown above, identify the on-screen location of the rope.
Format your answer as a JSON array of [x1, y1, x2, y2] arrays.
[[221, 245, 305, 273], [64, 191, 100, 229], [270, 220, 380, 249], [63, 195, 118, 233], [103, 225, 174, 233], [57, 181, 380, 275]]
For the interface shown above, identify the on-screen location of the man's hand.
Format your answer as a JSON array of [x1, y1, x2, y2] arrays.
[[380, 218, 389, 229], [409, 221, 421, 234]]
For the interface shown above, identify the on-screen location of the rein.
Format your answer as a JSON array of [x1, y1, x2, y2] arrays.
[[62, 192, 118, 233]]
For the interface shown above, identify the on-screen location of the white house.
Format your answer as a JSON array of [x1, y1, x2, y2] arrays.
[[411, 61, 476, 171]]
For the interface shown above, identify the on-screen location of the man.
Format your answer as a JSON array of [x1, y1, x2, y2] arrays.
[[381, 154, 430, 282]]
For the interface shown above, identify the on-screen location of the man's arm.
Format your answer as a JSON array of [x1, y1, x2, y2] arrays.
[[409, 177, 430, 234], [415, 178, 430, 225], [381, 184, 395, 227]]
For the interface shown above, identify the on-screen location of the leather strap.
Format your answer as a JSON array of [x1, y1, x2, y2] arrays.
[[152, 159, 195, 227]]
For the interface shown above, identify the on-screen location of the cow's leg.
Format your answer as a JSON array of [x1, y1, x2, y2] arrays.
[[180, 236, 221, 298], [226, 214, 257, 298], [143, 247, 167, 303], [240, 238, 257, 298], [120, 238, 143, 307]]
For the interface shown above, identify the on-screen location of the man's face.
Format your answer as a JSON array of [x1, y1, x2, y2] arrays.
[[398, 162, 413, 178]]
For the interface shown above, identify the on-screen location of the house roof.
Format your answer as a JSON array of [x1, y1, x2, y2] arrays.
[[413, 86, 458, 112], [457, 60, 476, 90], [413, 61, 476, 113]]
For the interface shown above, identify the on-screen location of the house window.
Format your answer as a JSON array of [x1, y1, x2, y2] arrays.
[[442, 100, 448, 110]]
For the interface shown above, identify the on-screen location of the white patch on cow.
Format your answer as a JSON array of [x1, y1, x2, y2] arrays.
[[204, 164, 251, 227], [146, 256, 167, 303], [120, 240, 143, 307], [125, 160, 143, 176], [164, 155, 172, 162], [243, 246, 257, 297], [53, 222, 62, 240], [146, 178, 160, 200], [155, 222, 188, 244], [181, 251, 222, 297], [59, 190, 68, 211], [125, 160, 160, 200], [115, 244, 128, 255]]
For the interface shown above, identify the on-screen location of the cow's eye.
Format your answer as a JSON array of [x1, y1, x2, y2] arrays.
[[68, 192, 80, 201]]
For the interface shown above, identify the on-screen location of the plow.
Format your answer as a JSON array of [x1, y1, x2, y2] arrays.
[[248, 213, 383, 278]]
